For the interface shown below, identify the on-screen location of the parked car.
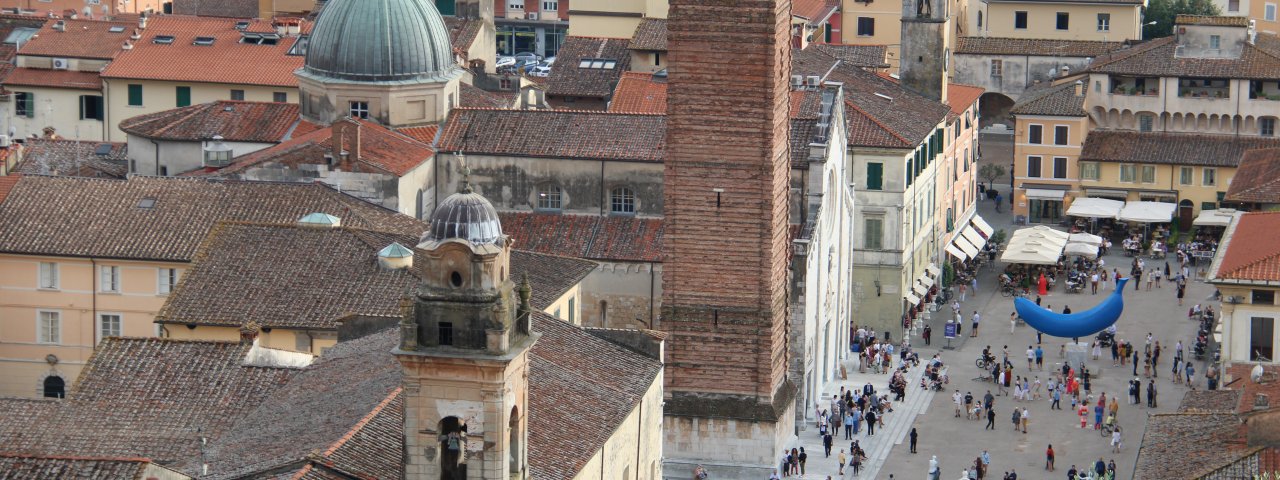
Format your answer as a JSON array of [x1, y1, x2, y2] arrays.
[[513, 51, 540, 64], [495, 56, 516, 69], [515, 58, 539, 74], [530, 63, 552, 77]]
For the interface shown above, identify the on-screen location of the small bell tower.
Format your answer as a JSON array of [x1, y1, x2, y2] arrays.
[[900, 0, 950, 101], [395, 187, 537, 480]]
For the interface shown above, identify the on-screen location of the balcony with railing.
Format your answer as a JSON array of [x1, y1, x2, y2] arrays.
[[1178, 77, 1232, 99]]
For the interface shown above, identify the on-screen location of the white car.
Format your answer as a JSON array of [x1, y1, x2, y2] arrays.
[[530, 64, 552, 77], [495, 56, 516, 69]]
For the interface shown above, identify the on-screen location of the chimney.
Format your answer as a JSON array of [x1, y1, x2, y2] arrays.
[[330, 120, 360, 171], [1074, 80, 1084, 97], [122, 40, 132, 50], [52, 20, 65, 31], [1061, 65, 1071, 77], [138, 13, 147, 29], [238, 320, 260, 345]]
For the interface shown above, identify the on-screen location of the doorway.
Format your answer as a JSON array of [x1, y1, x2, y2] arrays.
[[1178, 200, 1194, 230]]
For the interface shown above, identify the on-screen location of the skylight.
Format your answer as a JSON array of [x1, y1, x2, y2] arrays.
[[137, 198, 156, 209], [234, 21, 250, 30], [153, 35, 175, 45], [577, 58, 618, 70], [93, 144, 113, 156], [108, 26, 125, 33], [3, 27, 37, 45], [193, 36, 215, 46]]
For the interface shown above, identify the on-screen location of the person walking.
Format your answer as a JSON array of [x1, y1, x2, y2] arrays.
[[924, 325, 932, 346], [1091, 271, 1099, 294], [1045, 445, 1055, 471], [843, 410, 854, 439], [1011, 312, 1018, 334], [1148, 380, 1158, 408], [1186, 362, 1196, 389], [930, 456, 941, 480], [837, 449, 846, 475], [1026, 346, 1035, 370], [798, 447, 808, 476], [866, 408, 877, 436], [1177, 283, 1186, 306], [959, 283, 967, 302], [985, 406, 996, 430], [1010, 407, 1021, 431], [954, 390, 964, 417], [910, 427, 919, 453], [971, 311, 981, 337], [1020, 407, 1029, 433], [1111, 427, 1123, 453], [1035, 345, 1044, 370], [823, 431, 833, 457]]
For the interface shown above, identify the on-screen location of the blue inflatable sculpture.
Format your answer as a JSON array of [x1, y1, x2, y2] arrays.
[[1015, 278, 1127, 338]]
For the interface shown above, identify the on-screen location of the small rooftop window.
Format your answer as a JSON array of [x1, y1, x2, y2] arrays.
[[137, 198, 156, 209], [108, 26, 125, 33], [93, 144, 113, 156], [287, 35, 308, 56], [240, 32, 280, 45], [3, 27, 37, 45], [234, 21, 251, 30], [193, 36, 215, 46], [153, 35, 175, 45], [578, 58, 618, 70]]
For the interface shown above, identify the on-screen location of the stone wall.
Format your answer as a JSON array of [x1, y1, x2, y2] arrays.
[[578, 262, 662, 330], [436, 153, 665, 217], [234, 164, 401, 213]]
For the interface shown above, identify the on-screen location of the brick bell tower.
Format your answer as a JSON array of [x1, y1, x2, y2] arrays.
[[662, 0, 797, 475], [395, 186, 537, 480]]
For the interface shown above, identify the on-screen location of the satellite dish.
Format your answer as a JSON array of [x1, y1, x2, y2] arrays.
[[1253, 364, 1265, 383]]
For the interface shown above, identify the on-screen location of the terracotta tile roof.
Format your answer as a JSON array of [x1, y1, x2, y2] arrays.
[[156, 221, 594, 329], [459, 82, 515, 108], [1135, 413, 1249, 479], [1080, 130, 1280, 167], [215, 118, 435, 177], [0, 337, 298, 464], [3, 68, 101, 89], [17, 18, 133, 59], [0, 175, 426, 261], [500, 212, 664, 262], [794, 47, 950, 148], [0, 16, 46, 82], [813, 44, 890, 68], [1177, 389, 1243, 412], [1225, 363, 1280, 412], [1214, 212, 1280, 282], [989, 0, 1142, 4], [946, 83, 985, 116], [198, 331, 404, 479], [438, 108, 665, 162], [14, 139, 128, 178], [394, 124, 440, 144], [955, 37, 1125, 57], [527, 313, 662, 479], [609, 71, 668, 113], [1225, 148, 1280, 204], [1089, 35, 1280, 80], [100, 16, 309, 87], [0, 175, 19, 203], [628, 18, 667, 51], [792, 0, 838, 24], [1176, 14, 1250, 26], [1009, 81, 1087, 117], [546, 36, 632, 98], [0, 453, 163, 479], [172, 0, 259, 18], [443, 16, 483, 57], [119, 101, 305, 143]]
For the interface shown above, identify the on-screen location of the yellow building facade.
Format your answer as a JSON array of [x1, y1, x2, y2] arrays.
[[1009, 82, 1092, 223], [978, 0, 1143, 41]]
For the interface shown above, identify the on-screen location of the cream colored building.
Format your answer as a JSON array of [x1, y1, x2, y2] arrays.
[[567, 0, 667, 37], [99, 16, 307, 142], [1213, 0, 1280, 35], [973, 0, 1144, 41], [1209, 211, 1280, 365], [0, 175, 427, 398]]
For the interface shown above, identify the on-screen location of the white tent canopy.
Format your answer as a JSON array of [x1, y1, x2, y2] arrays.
[[961, 227, 988, 251], [1118, 201, 1177, 223], [1065, 242, 1100, 259], [1068, 232, 1103, 246], [946, 242, 969, 261], [1193, 208, 1239, 227], [1066, 197, 1125, 219], [1000, 242, 1062, 265], [971, 215, 995, 237], [954, 234, 981, 259]]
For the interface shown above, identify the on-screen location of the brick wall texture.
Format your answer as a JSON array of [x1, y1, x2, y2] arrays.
[[662, 0, 793, 403]]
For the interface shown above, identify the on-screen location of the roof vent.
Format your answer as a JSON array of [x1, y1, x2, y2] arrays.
[[153, 35, 174, 45], [93, 143, 113, 156], [52, 20, 65, 32], [130, 28, 140, 40], [377, 242, 414, 270], [298, 212, 341, 227], [121, 40, 132, 50]]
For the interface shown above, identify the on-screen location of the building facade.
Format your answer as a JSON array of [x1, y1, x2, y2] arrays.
[[1010, 80, 1090, 223], [971, 0, 1143, 41], [1210, 211, 1280, 365]]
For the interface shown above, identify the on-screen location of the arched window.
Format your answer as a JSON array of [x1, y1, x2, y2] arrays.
[[509, 406, 522, 474], [439, 416, 468, 480], [977, 11, 983, 28], [536, 184, 563, 211], [43, 375, 64, 398], [610, 187, 636, 214]]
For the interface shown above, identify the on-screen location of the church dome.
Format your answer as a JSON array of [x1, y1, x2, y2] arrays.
[[303, 0, 459, 82], [425, 190, 503, 245]]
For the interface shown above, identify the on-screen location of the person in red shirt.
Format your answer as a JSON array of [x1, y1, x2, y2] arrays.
[[1046, 445, 1055, 471]]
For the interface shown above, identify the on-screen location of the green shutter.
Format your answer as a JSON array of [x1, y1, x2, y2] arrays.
[[127, 84, 143, 106], [906, 157, 913, 187], [176, 86, 191, 107], [867, 162, 883, 190]]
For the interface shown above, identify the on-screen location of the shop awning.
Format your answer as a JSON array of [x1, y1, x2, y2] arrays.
[[953, 234, 981, 259], [920, 274, 935, 288], [971, 215, 994, 237], [1065, 241, 1100, 259], [1026, 188, 1066, 201], [946, 242, 969, 261], [1066, 197, 1124, 219], [1118, 201, 1177, 223], [904, 291, 921, 305], [927, 263, 942, 278], [1193, 208, 1238, 227], [962, 227, 988, 251], [1000, 241, 1062, 265], [1086, 188, 1130, 199], [912, 281, 929, 297]]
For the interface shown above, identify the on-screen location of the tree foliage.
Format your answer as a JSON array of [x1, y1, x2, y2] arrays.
[[978, 163, 1006, 185], [1144, 0, 1221, 38]]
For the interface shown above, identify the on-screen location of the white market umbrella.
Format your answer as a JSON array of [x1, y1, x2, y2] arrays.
[[1066, 198, 1124, 219], [1068, 232, 1103, 246], [1065, 242, 1100, 259], [1118, 201, 1177, 223]]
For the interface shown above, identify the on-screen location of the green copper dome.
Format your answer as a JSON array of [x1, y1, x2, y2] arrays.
[[303, 0, 459, 82]]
